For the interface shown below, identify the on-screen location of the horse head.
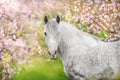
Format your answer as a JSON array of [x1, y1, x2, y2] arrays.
[[44, 15, 60, 59]]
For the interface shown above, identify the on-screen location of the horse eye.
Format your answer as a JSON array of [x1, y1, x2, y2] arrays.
[[44, 32, 47, 36]]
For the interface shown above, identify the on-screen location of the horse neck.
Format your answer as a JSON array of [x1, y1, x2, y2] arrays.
[[57, 22, 82, 57]]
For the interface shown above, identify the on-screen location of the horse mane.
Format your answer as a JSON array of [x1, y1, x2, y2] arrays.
[[59, 21, 103, 42], [78, 29, 103, 41]]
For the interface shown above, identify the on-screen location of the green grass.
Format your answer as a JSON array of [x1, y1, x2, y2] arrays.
[[13, 56, 68, 80]]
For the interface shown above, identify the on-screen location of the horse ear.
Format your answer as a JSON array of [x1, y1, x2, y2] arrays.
[[44, 16, 48, 24], [56, 15, 60, 23]]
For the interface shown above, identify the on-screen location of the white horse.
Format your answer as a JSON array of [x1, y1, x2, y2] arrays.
[[43, 16, 120, 80]]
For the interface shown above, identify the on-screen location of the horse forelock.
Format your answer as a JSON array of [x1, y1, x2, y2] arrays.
[[45, 19, 59, 34]]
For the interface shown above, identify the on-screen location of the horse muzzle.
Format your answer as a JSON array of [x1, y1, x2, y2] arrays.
[[48, 50, 57, 59]]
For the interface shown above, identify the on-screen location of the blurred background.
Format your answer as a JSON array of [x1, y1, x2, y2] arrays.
[[0, 0, 120, 80]]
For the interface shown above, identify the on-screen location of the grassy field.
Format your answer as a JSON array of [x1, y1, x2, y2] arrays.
[[13, 56, 68, 80]]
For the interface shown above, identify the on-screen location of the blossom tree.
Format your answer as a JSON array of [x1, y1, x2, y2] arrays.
[[61, 0, 120, 41]]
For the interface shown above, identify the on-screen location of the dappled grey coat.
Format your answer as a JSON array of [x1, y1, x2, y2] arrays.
[[44, 17, 120, 80], [57, 22, 120, 80]]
